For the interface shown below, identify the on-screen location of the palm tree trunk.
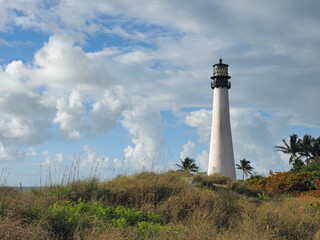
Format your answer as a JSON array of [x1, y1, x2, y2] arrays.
[[242, 170, 244, 180]]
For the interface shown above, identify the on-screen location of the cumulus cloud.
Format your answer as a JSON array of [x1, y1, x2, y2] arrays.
[[0, 115, 51, 161], [0, 47, 54, 161], [184, 109, 212, 145], [196, 150, 209, 172], [88, 87, 126, 135], [0, 142, 22, 161], [54, 91, 86, 139], [180, 140, 196, 161], [0, 92, 55, 119], [0, 60, 32, 93], [179, 140, 208, 172], [230, 109, 290, 174], [121, 100, 164, 171], [33, 35, 109, 90]]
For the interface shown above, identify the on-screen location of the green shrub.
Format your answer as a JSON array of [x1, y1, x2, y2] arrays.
[[300, 161, 320, 172], [46, 198, 163, 238]]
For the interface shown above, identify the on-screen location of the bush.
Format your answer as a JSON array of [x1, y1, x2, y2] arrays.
[[301, 161, 320, 172], [46, 198, 163, 238], [248, 172, 311, 194]]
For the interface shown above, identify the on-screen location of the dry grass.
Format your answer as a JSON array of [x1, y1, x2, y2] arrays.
[[0, 171, 319, 239]]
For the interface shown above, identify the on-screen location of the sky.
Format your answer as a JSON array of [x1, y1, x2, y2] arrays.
[[0, 0, 319, 186]]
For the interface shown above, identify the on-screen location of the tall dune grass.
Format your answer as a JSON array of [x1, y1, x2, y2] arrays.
[[0, 171, 319, 239]]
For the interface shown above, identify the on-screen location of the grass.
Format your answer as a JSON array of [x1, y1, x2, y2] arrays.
[[0, 171, 319, 239]]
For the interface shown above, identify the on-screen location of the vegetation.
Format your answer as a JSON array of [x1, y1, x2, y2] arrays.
[[0, 171, 319, 239], [236, 158, 254, 180], [275, 134, 320, 170], [175, 157, 199, 173]]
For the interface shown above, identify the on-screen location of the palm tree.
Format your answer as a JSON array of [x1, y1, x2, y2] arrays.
[[236, 158, 254, 180], [310, 137, 320, 162], [299, 134, 314, 165], [176, 157, 199, 173], [275, 134, 301, 164], [291, 158, 305, 172]]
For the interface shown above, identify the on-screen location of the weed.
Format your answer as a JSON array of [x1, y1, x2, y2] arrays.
[[257, 192, 270, 201]]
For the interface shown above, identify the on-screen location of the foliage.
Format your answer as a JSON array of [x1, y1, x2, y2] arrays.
[[248, 173, 264, 180], [257, 192, 270, 201], [276, 134, 320, 167], [300, 161, 320, 172], [290, 159, 306, 172], [236, 158, 254, 180], [175, 157, 199, 173], [275, 133, 301, 164], [46, 198, 163, 238], [248, 172, 313, 194], [300, 190, 320, 198], [299, 178, 320, 198]]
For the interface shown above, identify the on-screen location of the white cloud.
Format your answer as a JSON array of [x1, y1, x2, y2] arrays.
[[0, 115, 51, 161], [180, 140, 195, 161], [230, 108, 290, 175], [33, 35, 107, 90], [121, 100, 163, 171], [88, 87, 126, 135], [53, 91, 85, 139], [196, 150, 208, 172], [179, 141, 208, 172], [0, 92, 55, 119], [184, 109, 212, 145], [0, 60, 32, 93], [0, 142, 19, 161]]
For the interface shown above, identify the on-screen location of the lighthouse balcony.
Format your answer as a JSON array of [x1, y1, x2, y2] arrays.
[[211, 80, 231, 89]]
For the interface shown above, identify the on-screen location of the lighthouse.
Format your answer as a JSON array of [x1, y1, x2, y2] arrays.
[[208, 58, 236, 180]]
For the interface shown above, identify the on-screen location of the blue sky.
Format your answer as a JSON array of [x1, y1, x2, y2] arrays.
[[0, 0, 320, 186]]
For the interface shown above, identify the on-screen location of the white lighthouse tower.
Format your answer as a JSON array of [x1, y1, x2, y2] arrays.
[[208, 58, 236, 180]]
